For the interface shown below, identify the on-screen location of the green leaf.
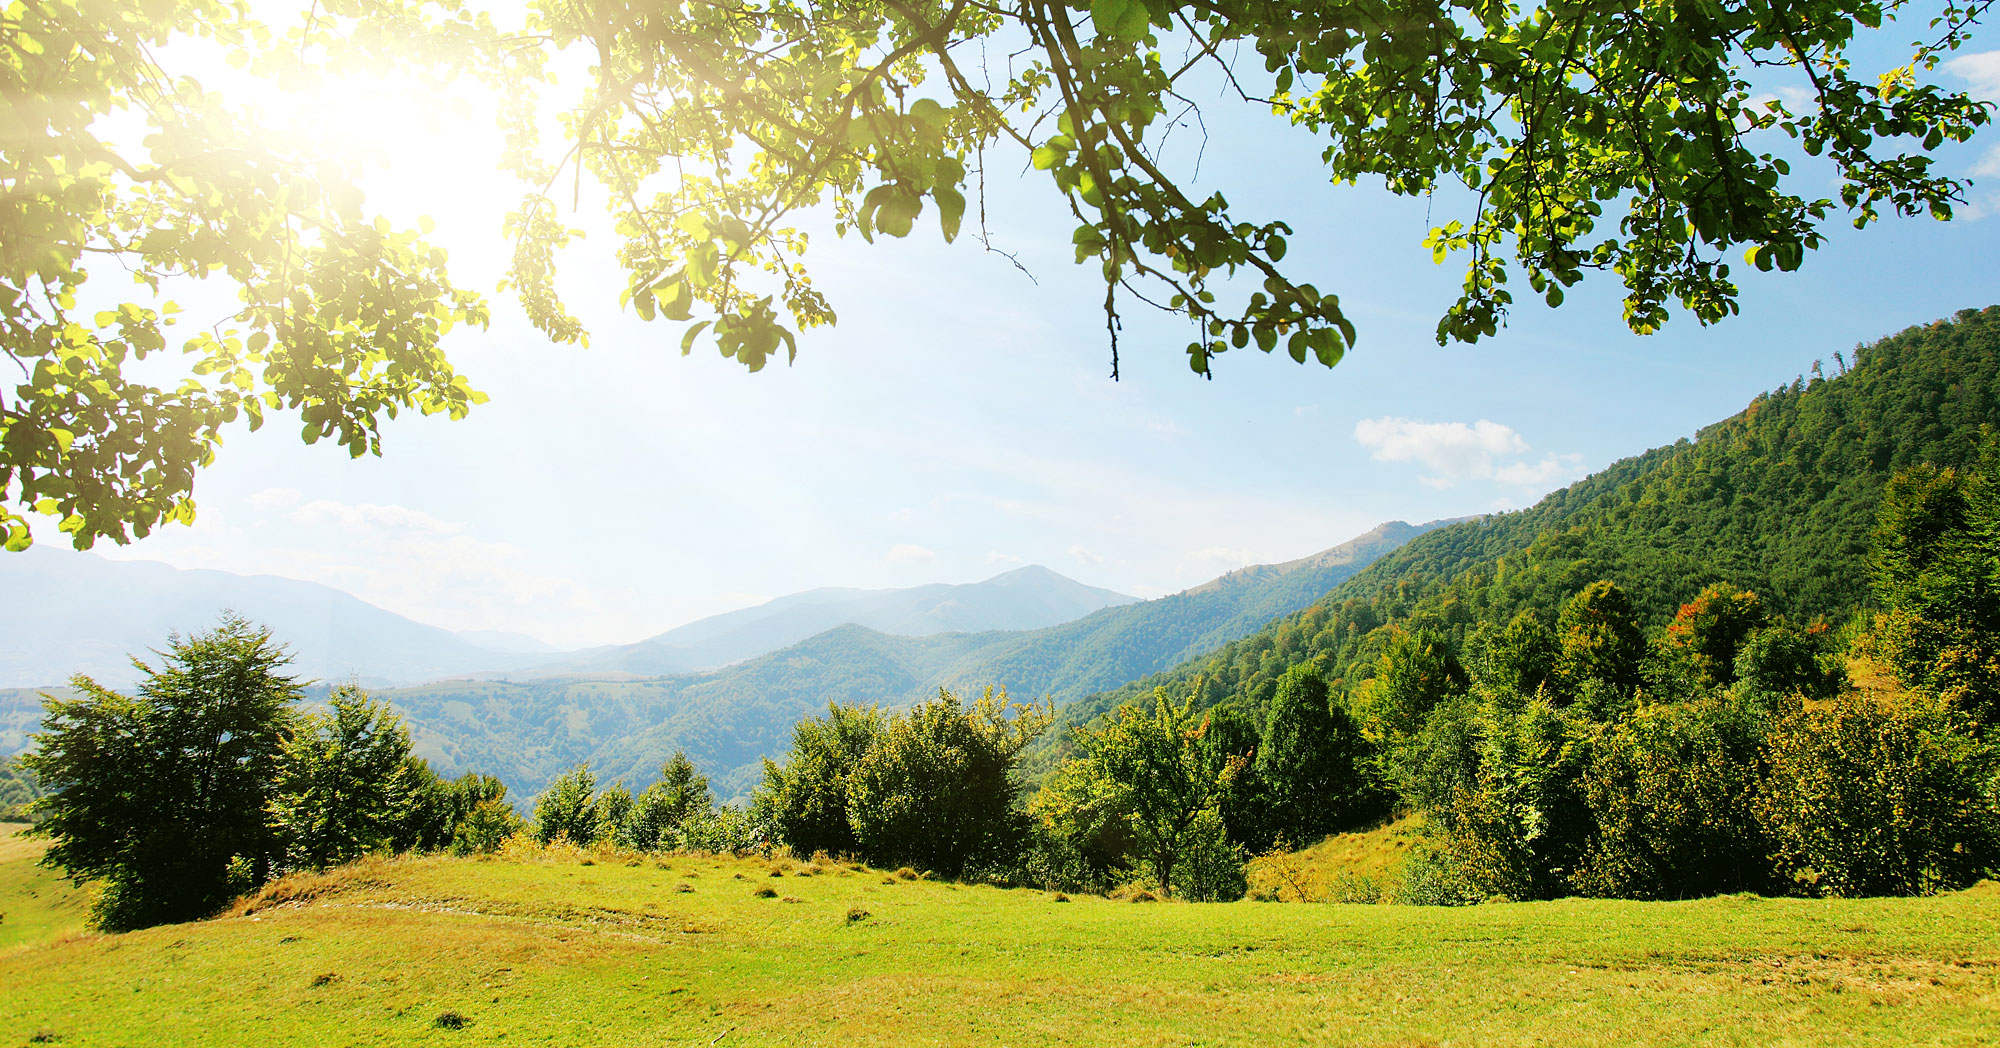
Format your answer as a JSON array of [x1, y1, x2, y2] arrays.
[[935, 187, 966, 243], [680, 320, 712, 355], [1091, 0, 1151, 41]]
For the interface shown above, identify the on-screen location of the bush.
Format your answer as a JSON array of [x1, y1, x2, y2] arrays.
[[1573, 697, 1776, 899], [532, 765, 600, 845], [1430, 698, 1594, 900], [673, 806, 763, 854], [845, 688, 1048, 876], [1175, 808, 1248, 902], [1759, 693, 1999, 896], [1390, 843, 1483, 906], [451, 798, 525, 855]]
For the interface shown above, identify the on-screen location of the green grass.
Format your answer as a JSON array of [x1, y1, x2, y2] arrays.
[[0, 821, 87, 952], [3, 838, 1996, 1047]]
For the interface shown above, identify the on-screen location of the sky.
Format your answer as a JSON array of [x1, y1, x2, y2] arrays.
[[64, 23, 2000, 650]]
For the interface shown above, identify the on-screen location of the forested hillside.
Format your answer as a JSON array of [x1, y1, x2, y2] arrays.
[[1062, 306, 2000, 735], [382, 521, 1439, 800]]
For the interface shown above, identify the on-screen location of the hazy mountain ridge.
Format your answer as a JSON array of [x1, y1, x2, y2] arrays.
[[0, 549, 559, 689], [514, 564, 1136, 677], [370, 520, 1443, 801]]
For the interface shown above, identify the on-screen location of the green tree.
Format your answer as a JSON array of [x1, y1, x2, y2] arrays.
[[270, 685, 424, 872], [1869, 453, 2000, 725], [532, 764, 600, 846], [2, 1, 487, 551], [456, 0, 1988, 371], [1353, 629, 1469, 744], [1556, 581, 1649, 704], [845, 688, 1050, 875], [1734, 625, 1846, 704], [592, 782, 635, 845], [621, 752, 715, 851], [1038, 684, 1239, 898], [23, 616, 300, 930], [1663, 584, 1767, 688], [9, 1, 1988, 546], [1476, 609, 1560, 699], [0, 755, 41, 822], [1194, 703, 1270, 852], [755, 703, 885, 858], [1255, 664, 1379, 845]]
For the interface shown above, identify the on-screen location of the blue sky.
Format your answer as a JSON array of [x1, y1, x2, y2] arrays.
[[80, 34, 2000, 649]]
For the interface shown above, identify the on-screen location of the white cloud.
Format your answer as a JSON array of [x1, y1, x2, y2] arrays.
[[1947, 50, 2000, 102], [248, 487, 302, 510], [289, 499, 464, 535], [1354, 417, 1529, 483], [1067, 544, 1102, 564], [984, 551, 1025, 565], [1493, 453, 1589, 487], [886, 543, 936, 563], [1188, 545, 1257, 567], [1972, 145, 2000, 179], [1355, 416, 1585, 491]]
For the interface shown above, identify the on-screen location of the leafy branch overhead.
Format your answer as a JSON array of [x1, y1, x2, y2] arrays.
[[479, 0, 1993, 375], [2, 0, 1993, 549]]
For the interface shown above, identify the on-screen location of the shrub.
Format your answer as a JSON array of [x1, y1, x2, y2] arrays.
[[1759, 693, 1999, 896], [1573, 697, 1776, 899], [846, 688, 1049, 876], [1175, 808, 1248, 902], [1430, 698, 1594, 900], [532, 765, 600, 845], [451, 799, 526, 855], [1390, 843, 1483, 906]]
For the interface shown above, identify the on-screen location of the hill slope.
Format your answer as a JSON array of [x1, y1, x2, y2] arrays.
[[1064, 305, 2000, 735], [1, 839, 1994, 1046], [382, 520, 1441, 800]]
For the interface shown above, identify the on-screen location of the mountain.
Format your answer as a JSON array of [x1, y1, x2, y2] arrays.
[[1057, 305, 2000, 742], [0, 549, 565, 689], [372, 520, 1443, 802], [516, 565, 1137, 677]]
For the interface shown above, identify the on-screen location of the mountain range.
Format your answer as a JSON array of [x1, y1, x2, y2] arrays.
[[515, 565, 1137, 678], [371, 519, 1443, 801], [0, 556, 1139, 691]]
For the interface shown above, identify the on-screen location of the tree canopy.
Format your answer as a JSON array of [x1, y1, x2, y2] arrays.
[[5, 0, 1994, 548]]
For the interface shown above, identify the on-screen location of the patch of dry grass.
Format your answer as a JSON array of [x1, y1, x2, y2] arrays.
[[1246, 814, 1425, 902]]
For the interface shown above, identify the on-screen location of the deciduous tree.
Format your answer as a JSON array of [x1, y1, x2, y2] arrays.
[[23, 616, 300, 929], [6, 0, 1992, 547]]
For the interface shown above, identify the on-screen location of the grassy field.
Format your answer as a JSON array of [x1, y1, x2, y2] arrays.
[[0, 822, 87, 952], [2, 829, 1997, 1047]]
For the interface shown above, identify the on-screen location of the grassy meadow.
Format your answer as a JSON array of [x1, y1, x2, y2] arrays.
[[1, 822, 1996, 1047]]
